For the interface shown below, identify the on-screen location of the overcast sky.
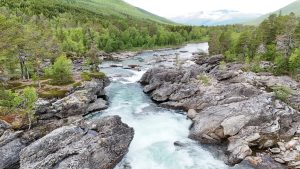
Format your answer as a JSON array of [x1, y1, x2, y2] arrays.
[[124, 0, 297, 18]]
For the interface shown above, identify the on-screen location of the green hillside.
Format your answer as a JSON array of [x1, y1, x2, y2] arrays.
[[33, 0, 174, 24], [246, 0, 300, 25]]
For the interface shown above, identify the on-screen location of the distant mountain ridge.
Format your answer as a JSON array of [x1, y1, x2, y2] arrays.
[[170, 10, 260, 26], [246, 0, 300, 25], [54, 0, 174, 24]]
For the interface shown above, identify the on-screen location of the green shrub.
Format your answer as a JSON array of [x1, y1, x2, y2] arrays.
[[272, 86, 291, 102], [22, 87, 38, 129], [289, 49, 300, 76], [273, 54, 288, 75], [219, 61, 227, 71], [197, 74, 211, 86], [0, 90, 22, 115], [47, 55, 74, 85]]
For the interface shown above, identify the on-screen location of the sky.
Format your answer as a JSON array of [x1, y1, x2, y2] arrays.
[[124, 0, 297, 18]]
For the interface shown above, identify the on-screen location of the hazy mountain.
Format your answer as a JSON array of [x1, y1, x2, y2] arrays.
[[246, 0, 300, 25], [170, 10, 261, 26]]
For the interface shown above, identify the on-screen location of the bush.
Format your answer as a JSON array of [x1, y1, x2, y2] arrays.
[[273, 54, 288, 75], [0, 90, 22, 115], [272, 86, 291, 102], [289, 49, 300, 76], [22, 87, 38, 129], [47, 55, 74, 85]]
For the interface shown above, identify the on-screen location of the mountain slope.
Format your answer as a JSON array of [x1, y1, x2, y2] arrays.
[[246, 0, 300, 25], [53, 0, 174, 24], [171, 10, 260, 26]]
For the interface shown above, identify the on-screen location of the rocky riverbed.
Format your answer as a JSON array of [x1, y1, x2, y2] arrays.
[[140, 53, 300, 168], [1, 42, 299, 169], [0, 73, 135, 169]]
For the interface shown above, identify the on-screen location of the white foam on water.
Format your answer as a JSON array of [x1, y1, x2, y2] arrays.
[[121, 70, 146, 84], [98, 82, 228, 169], [95, 43, 237, 169]]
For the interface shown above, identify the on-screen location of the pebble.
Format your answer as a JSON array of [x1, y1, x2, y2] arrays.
[[277, 142, 286, 151], [187, 109, 197, 119], [274, 158, 285, 164], [270, 148, 281, 154], [285, 140, 298, 149]]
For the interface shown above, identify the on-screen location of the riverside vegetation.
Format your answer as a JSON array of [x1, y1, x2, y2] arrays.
[[0, 0, 300, 169]]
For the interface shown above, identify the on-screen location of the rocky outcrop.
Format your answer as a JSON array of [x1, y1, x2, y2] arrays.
[[36, 78, 110, 120], [140, 54, 300, 166], [0, 130, 26, 169], [19, 116, 134, 169]]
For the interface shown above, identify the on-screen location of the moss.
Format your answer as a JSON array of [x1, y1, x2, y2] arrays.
[[38, 89, 69, 99], [81, 71, 106, 81], [72, 82, 82, 88]]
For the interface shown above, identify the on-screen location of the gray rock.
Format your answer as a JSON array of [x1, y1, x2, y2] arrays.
[[0, 130, 26, 169], [87, 98, 108, 113], [140, 55, 300, 166], [0, 120, 11, 136], [187, 109, 197, 120], [270, 148, 281, 154], [274, 158, 285, 164], [36, 78, 110, 120], [20, 116, 134, 169]]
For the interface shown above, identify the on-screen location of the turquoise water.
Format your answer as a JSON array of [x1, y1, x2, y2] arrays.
[[93, 43, 248, 169]]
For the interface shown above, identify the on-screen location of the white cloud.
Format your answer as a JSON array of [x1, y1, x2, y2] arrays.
[[124, 0, 297, 18]]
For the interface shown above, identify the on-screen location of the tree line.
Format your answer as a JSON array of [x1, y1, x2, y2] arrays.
[[208, 13, 300, 77]]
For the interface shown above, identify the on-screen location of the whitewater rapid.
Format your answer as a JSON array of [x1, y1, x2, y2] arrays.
[[92, 43, 249, 169]]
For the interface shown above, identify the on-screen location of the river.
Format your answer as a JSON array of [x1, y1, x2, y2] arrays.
[[92, 43, 249, 169]]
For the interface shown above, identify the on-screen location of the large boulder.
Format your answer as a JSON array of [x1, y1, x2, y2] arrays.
[[0, 120, 11, 136], [36, 78, 110, 120], [0, 130, 26, 169], [140, 55, 300, 166], [20, 116, 134, 169]]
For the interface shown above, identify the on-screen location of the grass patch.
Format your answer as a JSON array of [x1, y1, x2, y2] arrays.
[[72, 82, 82, 88], [38, 89, 69, 99], [272, 86, 292, 102], [197, 74, 211, 86], [81, 72, 106, 81]]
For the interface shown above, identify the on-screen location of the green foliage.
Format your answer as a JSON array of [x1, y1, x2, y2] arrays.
[[22, 87, 38, 129], [22, 87, 38, 110], [0, 90, 22, 114], [48, 55, 74, 85], [263, 44, 278, 61], [0, 87, 37, 121], [289, 49, 300, 75], [72, 82, 82, 88], [81, 71, 105, 81], [38, 89, 69, 99], [219, 61, 227, 71], [272, 86, 291, 102], [273, 54, 289, 75], [0, 0, 209, 83], [197, 74, 211, 86], [209, 13, 300, 77]]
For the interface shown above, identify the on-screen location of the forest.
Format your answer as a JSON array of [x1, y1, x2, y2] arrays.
[[208, 13, 300, 77], [0, 0, 208, 125], [0, 0, 300, 128]]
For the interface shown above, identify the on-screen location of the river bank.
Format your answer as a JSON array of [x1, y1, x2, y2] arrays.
[[1, 42, 299, 169]]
